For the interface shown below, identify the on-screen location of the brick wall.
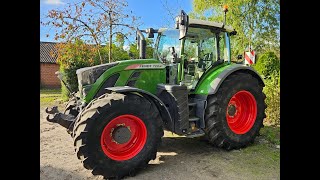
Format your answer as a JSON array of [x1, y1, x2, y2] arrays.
[[40, 63, 61, 88]]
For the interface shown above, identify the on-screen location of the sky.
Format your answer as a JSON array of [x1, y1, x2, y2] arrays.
[[40, 0, 193, 43]]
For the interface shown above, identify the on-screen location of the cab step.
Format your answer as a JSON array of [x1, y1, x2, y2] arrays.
[[189, 116, 200, 121], [186, 129, 205, 138]]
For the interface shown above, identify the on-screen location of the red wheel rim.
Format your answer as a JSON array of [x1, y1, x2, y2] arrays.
[[100, 115, 147, 161], [226, 90, 257, 134]]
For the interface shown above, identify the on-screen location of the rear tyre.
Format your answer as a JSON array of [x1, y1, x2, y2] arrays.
[[72, 93, 163, 179], [204, 72, 266, 150]]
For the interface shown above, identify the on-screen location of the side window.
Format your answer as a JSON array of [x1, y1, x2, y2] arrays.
[[184, 39, 198, 62], [218, 32, 229, 61], [197, 36, 217, 70], [200, 37, 217, 62]]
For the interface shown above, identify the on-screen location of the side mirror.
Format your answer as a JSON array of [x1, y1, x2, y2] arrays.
[[175, 10, 189, 40], [237, 54, 243, 60], [169, 47, 180, 63], [230, 30, 237, 36], [145, 28, 155, 38], [170, 46, 176, 54]]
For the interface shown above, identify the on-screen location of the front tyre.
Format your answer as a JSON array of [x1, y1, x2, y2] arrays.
[[205, 72, 266, 150], [72, 93, 163, 179]]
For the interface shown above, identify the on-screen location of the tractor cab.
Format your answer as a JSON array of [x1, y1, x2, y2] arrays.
[[136, 10, 237, 90], [153, 22, 235, 89]]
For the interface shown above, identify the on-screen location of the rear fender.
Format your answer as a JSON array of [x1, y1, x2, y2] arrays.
[[209, 64, 265, 94], [195, 64, 264, 95]]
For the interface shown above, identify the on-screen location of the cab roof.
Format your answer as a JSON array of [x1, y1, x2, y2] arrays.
[[188, 18, 234, 33]]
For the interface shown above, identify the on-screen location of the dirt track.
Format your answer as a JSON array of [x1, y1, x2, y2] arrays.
[[40, 102, 279, 180]]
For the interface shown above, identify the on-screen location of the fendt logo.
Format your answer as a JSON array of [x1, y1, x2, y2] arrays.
[[125, 64, 166, 70]]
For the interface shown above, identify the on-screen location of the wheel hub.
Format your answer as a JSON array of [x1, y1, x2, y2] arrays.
[[227, 104, 237, 117], [111, 125, 131, 144]]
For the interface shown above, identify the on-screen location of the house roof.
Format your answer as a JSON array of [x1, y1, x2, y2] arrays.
[[40, 41, 58, 64]]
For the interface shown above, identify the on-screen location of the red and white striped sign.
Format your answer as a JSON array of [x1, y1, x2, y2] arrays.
[[244, 51, 255, 65]]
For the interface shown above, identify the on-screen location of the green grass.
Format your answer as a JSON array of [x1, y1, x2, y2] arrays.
[[40, 89, 62, 103], [242, 143, 280, 160], [224, 126, 280, 177], [228, 143, 279, 177], [260, 126, 280, 145], [40, 88, 61, 94]]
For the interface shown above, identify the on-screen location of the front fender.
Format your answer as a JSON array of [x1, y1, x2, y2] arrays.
[[194, 64, 264, 95], [105, 86, 174, 132]]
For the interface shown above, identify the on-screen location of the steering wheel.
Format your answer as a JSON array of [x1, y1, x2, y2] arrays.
[[203, 52, 213, 61]]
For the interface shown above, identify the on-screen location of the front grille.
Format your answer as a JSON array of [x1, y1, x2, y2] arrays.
[[127, 80, 137, 87], [125, 71, 141, 87], [130, 71, 141, 78], [94, 73, 120, 98]]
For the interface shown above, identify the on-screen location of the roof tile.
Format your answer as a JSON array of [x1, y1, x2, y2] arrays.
[[40, 42, 58, 63]]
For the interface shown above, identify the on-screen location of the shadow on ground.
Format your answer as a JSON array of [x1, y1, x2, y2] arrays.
[[40, 165, 90, 180], [127, 137, 228, 180], [126, 134, 279, 180]]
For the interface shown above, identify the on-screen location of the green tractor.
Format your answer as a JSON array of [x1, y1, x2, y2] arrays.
[[45, 9, 266, 179]]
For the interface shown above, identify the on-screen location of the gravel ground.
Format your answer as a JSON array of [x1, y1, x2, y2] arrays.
[[40, 101, 280, 180]]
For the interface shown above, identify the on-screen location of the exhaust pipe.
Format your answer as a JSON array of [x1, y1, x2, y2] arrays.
[[136, 28, 146, 59]]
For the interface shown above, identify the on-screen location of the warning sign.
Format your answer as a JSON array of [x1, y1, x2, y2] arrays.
[[244, 51, 255, 65]]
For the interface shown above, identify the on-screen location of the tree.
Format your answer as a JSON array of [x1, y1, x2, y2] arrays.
[[41, 0, 139, 63], [55, 39, 107, 100], [192, 0, 280, 56], [111, 43, 130, 61], [128, 39, 154, 59]]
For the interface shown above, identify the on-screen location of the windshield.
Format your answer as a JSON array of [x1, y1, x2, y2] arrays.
[[154, 30, 180, 63]]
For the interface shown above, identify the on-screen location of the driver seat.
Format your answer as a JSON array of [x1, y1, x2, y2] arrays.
[[198, 52, 213, 70]]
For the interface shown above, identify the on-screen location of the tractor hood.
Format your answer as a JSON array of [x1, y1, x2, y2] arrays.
[[76, 62, 119, 87], [76, 59, 165, 100]]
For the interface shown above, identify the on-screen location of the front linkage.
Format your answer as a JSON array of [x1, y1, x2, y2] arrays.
[[45, 106, 75, 130], [45, 71, 82, 133], [45, 95, 81, 134]]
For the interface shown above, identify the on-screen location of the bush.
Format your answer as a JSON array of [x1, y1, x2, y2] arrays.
[[252, 51, 280, 126], [263, 72, 280, 126], [253, 51, 280, 79], [56, 39, 105, 101]]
